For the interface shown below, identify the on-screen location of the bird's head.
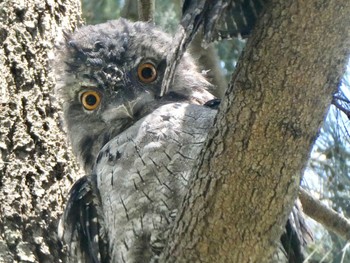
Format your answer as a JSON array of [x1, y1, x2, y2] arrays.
[[54, 18, 214, 172]]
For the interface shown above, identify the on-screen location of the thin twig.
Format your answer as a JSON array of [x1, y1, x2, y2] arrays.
[[332, 98, 350, 119], [333, 95, 350, 104]]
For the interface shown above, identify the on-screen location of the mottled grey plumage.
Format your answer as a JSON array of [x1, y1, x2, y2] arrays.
[[94, 102, 216, 262], [55, 19, 215, 262]]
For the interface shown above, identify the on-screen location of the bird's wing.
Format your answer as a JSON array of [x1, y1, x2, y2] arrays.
[[204, 0, 267, 42], [182, 0, 267, 43], [93, 103, 218, 262], [162, 0, 267, 96], [58, 176, 110, 263]]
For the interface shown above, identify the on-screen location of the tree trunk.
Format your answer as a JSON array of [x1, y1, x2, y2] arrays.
[[0, 1, 81, 262], [161, 0, 350, 262]]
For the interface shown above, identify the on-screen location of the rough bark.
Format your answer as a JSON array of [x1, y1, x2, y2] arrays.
[[0, 0, 81, 262], [161, 1, 350, 262]]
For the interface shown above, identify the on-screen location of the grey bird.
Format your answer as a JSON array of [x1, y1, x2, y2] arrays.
[[55, 18, 215, 262], [56, 18, 310, 263]]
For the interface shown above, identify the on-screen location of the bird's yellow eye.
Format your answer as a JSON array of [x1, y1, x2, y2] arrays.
[[137, 62, 157, 83], [81, 91, 101, 110]]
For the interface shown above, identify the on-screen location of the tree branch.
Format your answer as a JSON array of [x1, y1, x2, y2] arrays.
[[299, 188, 350, 240], [138, 0, 154, 22]]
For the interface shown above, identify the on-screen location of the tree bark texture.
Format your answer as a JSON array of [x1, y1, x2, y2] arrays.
[[162, 1, 350, 262], [0, 0, 81, 262]]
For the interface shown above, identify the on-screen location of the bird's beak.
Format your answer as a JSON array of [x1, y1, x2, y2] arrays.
[[120, 102, 134, 119], [102, 100, 136, 122], [102, 92, 152, 122]]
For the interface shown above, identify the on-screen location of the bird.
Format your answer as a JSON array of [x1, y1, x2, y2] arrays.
[[55, 18, 216, 262], [55, 18, 310, 263]]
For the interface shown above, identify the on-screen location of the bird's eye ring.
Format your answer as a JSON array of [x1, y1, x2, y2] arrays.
[[137, 62, 157, 83], [81, 91, 101, 111]]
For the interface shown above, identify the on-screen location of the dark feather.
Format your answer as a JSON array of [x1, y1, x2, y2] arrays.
[[59, 176, 110, 263]]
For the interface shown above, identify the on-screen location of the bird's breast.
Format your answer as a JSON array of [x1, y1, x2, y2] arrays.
[[94, 102, 217, 262]]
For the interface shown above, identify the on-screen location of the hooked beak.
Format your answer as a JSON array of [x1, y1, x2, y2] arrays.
[[102, 98, 141, 122], [102, 90, 154, 122], [119, 101, 136, 119]]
